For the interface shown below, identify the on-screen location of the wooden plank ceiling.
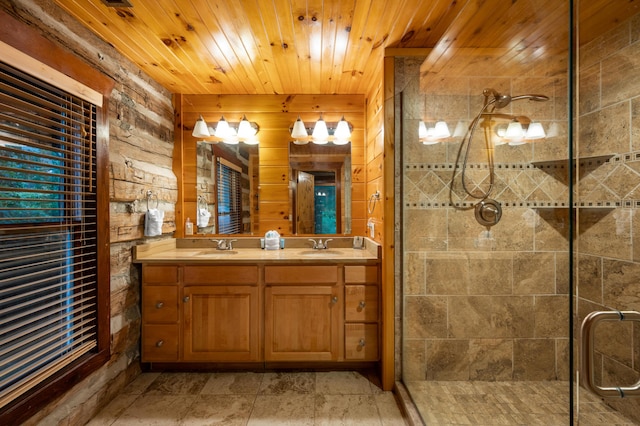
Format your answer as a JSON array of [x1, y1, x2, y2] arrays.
[[52, 0, 635, 96]]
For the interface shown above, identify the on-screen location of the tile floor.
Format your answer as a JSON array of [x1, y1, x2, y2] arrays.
[[405, 380, 638, 426], [88, 370, 407, 425]]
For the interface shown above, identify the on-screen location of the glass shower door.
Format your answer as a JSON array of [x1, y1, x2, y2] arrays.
[[574, 0, 640, 423], [400, 0, 573, 423]]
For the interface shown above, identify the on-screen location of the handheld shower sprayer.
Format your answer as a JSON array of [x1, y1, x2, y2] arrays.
[[482, 88, 549, 109], [451, 88, 549, 227]]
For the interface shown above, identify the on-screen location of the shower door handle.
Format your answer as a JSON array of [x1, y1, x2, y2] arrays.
[[580, 310, 640, 398]]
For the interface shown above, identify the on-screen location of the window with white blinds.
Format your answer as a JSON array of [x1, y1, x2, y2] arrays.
[[216, 157, 242, 234], [0, 61, 98, 408]]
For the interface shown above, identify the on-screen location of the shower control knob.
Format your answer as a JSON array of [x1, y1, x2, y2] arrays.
[[474, 199, 502, 227]]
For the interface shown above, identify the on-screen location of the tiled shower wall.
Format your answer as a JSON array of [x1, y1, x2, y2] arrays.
[[400, 53, 571, 382], [576, 14, 640, 423]]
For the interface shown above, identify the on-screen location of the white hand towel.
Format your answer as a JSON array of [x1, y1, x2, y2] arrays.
[[144, 208, 164, 237], [197, 208, 211, 228]]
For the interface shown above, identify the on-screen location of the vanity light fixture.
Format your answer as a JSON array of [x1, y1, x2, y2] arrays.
[[192, 115, 260, 144], [492, 117, 546, 146], [290, 115, 353, 145]]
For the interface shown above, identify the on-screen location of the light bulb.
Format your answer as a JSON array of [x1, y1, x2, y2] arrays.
[[418, 121, 428, 139], [525, 122, 546, 140], [214, 116, 231, 139], [433, 120, 451, 139], [312, 117, 329, 141], [505, 121, 524, 140], [237, 115, 254, 139], [334, 116, 351, 139]]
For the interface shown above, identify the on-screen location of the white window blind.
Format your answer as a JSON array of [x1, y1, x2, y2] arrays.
[[0, 61, 98, 408], [216, 157, 242, 234]]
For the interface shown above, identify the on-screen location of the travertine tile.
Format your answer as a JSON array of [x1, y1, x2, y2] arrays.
[[86, 394, 139, 426], [200, 372, 263, 395], [314, 394, 381, 425], [602, 258, 640, 309], [513, 339, 556, 380], [315, 371, 372, 395], [180, 395, 253, 425], [123, 372, 161, 395], [404, 295, 448, 338], [145, 372, 210, 396], [248, 394, 315, 425], [513, 252, 556, 294], [258, 372, 315, 395], [112, 394, 195, 425]]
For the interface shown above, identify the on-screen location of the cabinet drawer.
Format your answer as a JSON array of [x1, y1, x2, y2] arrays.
[[142, 324, 179, 362], [143, 285, 178, 323], [143, 265, 179, 284], [345, 324, 379, 361], [265, 265, 338, 284], [344, 265, 378, 284], [183, 265, 258, 284], [345, 285, 379, 322]]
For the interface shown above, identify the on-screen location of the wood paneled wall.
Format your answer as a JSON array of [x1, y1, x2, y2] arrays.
[[174, 94, 365, 237]]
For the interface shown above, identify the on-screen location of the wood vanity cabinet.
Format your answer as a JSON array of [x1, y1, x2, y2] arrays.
[[140, 260, 380, 365], [264, 265, 341, 361]]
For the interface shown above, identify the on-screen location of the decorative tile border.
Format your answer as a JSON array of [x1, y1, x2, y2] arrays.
[[404, 151, 640, 209]]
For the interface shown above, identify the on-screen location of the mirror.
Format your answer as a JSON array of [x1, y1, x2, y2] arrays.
[[289, 142, 351, 235], [196, 141, 258, 234]]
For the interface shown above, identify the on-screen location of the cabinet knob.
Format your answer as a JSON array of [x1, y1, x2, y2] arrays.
[[359, 338, 366, 347], [358, 300, 366, 309], [331, 296, 338, 304], [156, 340, 164, 347], [156, 302, 164, 309], [183, 296, 190, 303]]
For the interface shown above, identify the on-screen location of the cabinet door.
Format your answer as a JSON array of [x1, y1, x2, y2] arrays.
[[183, 285, 260, 362], [265, 285, 341, 361]]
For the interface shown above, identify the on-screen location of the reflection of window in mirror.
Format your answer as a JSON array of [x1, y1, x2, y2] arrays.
[[290, 143, 351, 235], [196, 142, 257, 235], [217, 157, 242, 233]]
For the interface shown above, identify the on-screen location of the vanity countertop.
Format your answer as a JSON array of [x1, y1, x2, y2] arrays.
[[134, 237, 380, 264]]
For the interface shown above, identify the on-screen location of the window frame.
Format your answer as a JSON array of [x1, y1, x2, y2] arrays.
[[0, 9, 114, 425]]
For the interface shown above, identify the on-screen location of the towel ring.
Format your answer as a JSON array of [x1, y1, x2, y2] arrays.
[[367, 190, 380, 214], [197, 195, 208, 210], [146, 190, 159, 210]]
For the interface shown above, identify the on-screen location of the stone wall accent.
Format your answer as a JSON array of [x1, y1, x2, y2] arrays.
[[0, 1, 176, 424]]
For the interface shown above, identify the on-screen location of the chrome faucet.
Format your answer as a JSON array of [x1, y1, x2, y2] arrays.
[[211, 239, 237, 250], [308, 238, 333, 250]]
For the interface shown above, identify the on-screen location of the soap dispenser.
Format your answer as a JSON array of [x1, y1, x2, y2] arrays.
[[185, 217, 193, 235]]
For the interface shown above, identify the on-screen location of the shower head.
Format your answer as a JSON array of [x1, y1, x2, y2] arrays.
[[510, 94, 550, 103], [482, 88, 549, 109]]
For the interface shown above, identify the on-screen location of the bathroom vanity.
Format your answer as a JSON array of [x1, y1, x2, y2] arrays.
[[134, 238, 381, 368]]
